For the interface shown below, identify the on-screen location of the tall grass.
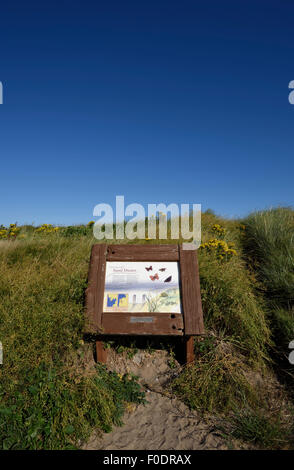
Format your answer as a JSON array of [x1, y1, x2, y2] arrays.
[[172, 250, 271, 414], [0, 237, 145, 449], [170, 215, 275, 423], [199, 252, 270, 363], [171, 211, 293, 448], [242, 207, 294, 349], [239, 207, 294, 448], [242, 207, 294, 307]]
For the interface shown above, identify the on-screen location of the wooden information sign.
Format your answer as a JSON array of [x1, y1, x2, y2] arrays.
[[85, 244, 204, 363]]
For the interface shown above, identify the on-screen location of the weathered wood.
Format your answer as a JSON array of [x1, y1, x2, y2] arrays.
[[96, 339, 108, 363], [102, 312, 184, 335], [179, 246, 204, 335], [85, 243, 204, 340], [85, 244, 107, 333], [185, 336, 195, 363], [107, 244, 179, 261]]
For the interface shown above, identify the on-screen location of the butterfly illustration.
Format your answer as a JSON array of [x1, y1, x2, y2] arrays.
[[145, 266, 153, 271], [159, 268, 166, 272], [164, 275, 172, 282], [150, 273, 159, 281]]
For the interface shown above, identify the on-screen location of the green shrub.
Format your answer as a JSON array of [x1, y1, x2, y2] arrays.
[[0, 364, 145, 450], [61, 225, 91, 237]]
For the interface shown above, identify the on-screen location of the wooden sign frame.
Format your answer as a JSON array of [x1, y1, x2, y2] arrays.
[[85, 244, 204, 363]]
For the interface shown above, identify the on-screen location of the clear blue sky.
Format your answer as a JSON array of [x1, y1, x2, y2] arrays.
[[0, 0, 293, 226]]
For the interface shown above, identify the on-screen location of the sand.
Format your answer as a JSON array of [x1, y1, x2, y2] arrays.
[[83, 348, 251, 450]]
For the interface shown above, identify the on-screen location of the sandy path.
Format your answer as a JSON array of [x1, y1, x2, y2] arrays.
[[83, 349, 247, 450]]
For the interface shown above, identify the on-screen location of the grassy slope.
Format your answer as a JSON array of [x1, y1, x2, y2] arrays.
[[173, 210, 294, 448], [0, 209, 293, 449], [0, 237, 145, 449]]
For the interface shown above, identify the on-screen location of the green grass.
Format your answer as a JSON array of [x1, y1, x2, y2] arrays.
[[273, 308, 294, 347], [198, 251, 270, 364], [242, 207, 294, 307], [242, 207, 294, 366], [0, 208, 293, 449], [228, 408, 293, 449], [171, 343, 257, 413], [0, 237, 145, 449], [171, 215, 271, 415], [171, 209, 293, 448]]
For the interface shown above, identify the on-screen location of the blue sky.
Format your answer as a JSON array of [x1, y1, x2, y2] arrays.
[[0, 1, 293, 226]]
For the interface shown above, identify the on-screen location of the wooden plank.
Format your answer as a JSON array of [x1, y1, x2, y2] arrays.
[[185, 336, 195, 363], [96, 339, 108, 364], [101, 312, 184, 335], [179, 247, 204, 335], [85, 244, 107, 333], [106, 244, 179, 261]]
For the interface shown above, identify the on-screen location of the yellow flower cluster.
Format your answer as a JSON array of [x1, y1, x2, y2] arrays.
[[9, 224, 21, 239], [87, 221, 95, 227], [200, 238, 237, 260], [0, 224, 21, 240], [210, 224, 226, 236], [0, 229, 7, 239], [36, 224, 60, 234]]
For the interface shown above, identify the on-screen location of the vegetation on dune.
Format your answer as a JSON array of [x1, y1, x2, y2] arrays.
[[198, 252, 270, 363], [173, 209, 294, 448], [239, 208, 294, 449], [0, 207, 293, 449], [0, 238, 145, 449], [0, 363, 145, 450], [228, 407, 293, 449], [242, 208, 294, 306], [173, 213, 271, 415], [241, 207, 294, 351], [172, 341, 257, 413]]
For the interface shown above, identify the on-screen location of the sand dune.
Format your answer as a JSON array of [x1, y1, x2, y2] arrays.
[[83, 349, 251, 450]]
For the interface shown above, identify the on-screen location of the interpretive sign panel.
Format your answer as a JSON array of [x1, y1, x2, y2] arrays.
[[104, 261, 182, 313], [85, 244, 204, 363]]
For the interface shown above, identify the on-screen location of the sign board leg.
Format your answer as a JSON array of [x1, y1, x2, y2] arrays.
[[96, 339, 107, 364], [186, 336, 195, 363]]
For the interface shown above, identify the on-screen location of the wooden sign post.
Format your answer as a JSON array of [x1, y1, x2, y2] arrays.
[[85, 244, 204, 364]]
